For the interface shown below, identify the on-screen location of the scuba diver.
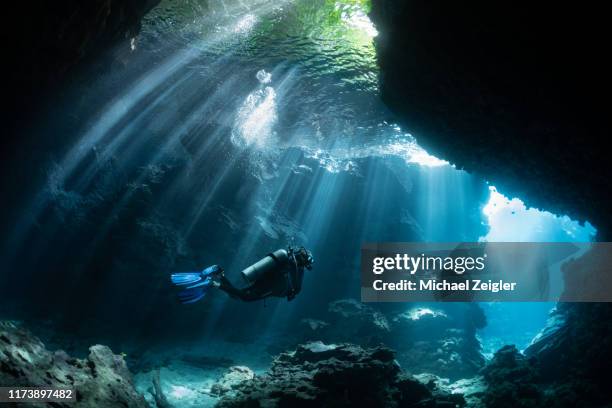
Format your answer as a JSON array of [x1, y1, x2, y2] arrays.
[[171, 246, 313, 304]]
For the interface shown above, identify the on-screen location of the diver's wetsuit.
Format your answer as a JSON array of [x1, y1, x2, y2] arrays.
[[218, 249, 305, 302], [171, 247, 312, 304]]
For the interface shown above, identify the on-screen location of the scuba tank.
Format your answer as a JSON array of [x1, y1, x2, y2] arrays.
[[241, 249, 290, 284]]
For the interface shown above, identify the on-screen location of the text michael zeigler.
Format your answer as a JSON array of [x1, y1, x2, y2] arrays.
[[371, 252, 517, 294], [360, 242, 611, 302]]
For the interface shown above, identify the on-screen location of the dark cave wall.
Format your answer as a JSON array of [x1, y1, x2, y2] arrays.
[[6, 0, 160, 136], [370, 0, 611, 238], [369, 6, 612, 398]]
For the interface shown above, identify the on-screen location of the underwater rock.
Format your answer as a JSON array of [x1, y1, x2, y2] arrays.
[[0, 321, 147, 407], [7, 0, 161, 136], [327, 299, 390, 335], [389, 306, 485, 380], [412, 373, 486, 408], [446, 377, 486, 408], [210, 366, 255, 397], [215, 341, 465, 407], [390, 307, 452, 341], [480, 345, 542, 408], [523, 307, 567, 362], [524, 303, 612, 406], [397, 372, 465, 408], [318, 301, 485, 380], [370, 1, 612, 236], [396, 335, 483, 382], [472, 304, 612, 408]]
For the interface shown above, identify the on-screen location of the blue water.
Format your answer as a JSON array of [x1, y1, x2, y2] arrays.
[[0, 0, 598, 397]]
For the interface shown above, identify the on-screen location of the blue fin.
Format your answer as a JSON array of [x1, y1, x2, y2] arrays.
[[201, 265, 221, 277], [171, 265, 220, 287], [178, 287, 208, 304], [171, 272, 202, 286], [186, 276, 212, 289], [172, 265, 220, 304]]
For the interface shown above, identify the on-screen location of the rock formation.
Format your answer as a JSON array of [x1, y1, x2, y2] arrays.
[[303, 300, 486, 380], [6, 0, 160, 141], [210, 366, 255, 397], [0, 321, 147, 407], [215, 341, 465, 407], [370, 0, 611, 237], [524, 303, 612, 407], [480, 345, 542, 408]]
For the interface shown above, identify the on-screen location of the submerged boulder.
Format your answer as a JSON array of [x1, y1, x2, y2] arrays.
[[390, 307, 479, 377], [469, 305, 612, 408], [0, 321, 147, 407], [524, 303, 612, 407], [328, 299, 390, 333], [480, 345, 542, 408], [210, 366, 255, 397], [215, 341, 465, 407], [321, 301, 485, 380]]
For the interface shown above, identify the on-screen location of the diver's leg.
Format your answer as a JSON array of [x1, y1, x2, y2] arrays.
[[217, 276, 264, 302]]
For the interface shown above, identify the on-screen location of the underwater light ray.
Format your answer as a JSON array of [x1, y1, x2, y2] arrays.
[[177, 87, 285, 236], [98, 72, 200, 155], [61, 47, 205, 180], [284, 136, 354, 226], [179, 66, 305, 238], [3, 49, 212, 261], [5, 70, 213, 271], [110, 58, 249, 175], [66, 73, 196, 195], [68, 77, 246, 266], [141, 73, 274, 220], [1, 49, 203, 259], [354, 158, 403, 240], [146, 76, 243, 162], [258, 150, 320, 220], [228, 153, 306, 255], [20, 1, 278, 200], [182, 152, 248, 239], [412, 167, 484, 241], [4, 0, 300, 261], [299, 168, 345, 241], [147, 107, 249, 223]]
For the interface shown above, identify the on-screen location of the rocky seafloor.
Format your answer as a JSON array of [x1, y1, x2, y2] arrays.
[[2, 301, 611, 408], [0, 321, 148, 407]]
